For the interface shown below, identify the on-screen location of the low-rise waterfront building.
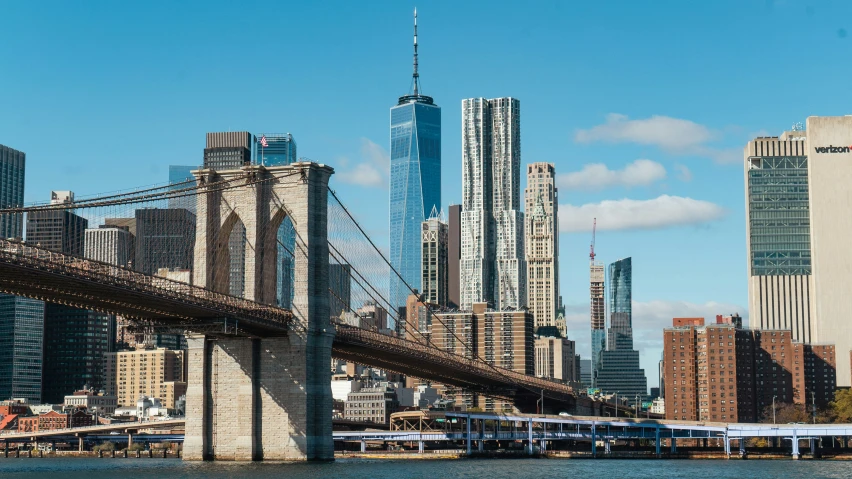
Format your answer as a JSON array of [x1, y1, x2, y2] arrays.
[[344, 385, 399, 424], [63, 388, 117, 415]]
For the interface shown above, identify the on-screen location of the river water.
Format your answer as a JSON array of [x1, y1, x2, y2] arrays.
[[2, 458, 852, 479]]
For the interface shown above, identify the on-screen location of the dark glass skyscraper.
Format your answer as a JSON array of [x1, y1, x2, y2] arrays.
[[0, 144, 25, 239], [609, 257, 632, 324], [0, 146, 45, 402], [389, 9, 441, 312], [0, 295, 44, 402]]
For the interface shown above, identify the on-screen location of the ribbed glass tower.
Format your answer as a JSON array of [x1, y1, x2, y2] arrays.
[[389, 8, 441, 313], [596, 256, 648, 399]]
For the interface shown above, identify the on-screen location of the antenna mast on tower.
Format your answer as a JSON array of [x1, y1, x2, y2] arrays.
[[590, 217, 597, 263], [412, 7, 420, 96]]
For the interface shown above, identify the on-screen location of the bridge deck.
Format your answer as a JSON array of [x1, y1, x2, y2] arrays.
[[0, 240, 290, 336]]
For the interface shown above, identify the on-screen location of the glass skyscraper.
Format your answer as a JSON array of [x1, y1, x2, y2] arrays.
[[257, 133, 297, 166], [0, 145, 45, 403], [168, 165, 197, 213], [0, 295, 44, 402], [596, 257, 648, 399], [0, 145, 25, 239], [609, 257, 632, 324], [389, 10, 441, 312]]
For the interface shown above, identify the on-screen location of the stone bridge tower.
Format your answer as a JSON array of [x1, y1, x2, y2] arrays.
[[184, 162, 334, 461]]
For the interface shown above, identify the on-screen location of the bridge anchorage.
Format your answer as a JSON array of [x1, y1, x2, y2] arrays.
[[184, 162, 335, 461]]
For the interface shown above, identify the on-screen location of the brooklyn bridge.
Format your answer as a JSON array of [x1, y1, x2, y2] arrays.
[[0, 161, 613, 461]]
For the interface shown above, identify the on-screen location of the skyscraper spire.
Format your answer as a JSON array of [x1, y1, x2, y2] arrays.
[[412, 7, 420, 96]]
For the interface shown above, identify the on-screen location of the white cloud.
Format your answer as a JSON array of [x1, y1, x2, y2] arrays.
[[674, 164, 692, 182], [576, 113, 713, 151], [559, 195, 725, 232], [557, 159, 666, 190], [337, 138, 390, 188], [360, 138, 390, 169], [575, 114, 738, 164], [341, 163, 384, 187]]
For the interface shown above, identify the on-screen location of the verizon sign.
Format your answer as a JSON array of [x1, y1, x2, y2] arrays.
[[815, 145, 852, 153]]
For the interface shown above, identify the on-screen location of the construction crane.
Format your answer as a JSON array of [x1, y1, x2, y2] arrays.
[[589, 217, 597, 263]]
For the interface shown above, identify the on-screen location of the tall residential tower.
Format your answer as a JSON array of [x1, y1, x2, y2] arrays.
[[389, 9, 441, 313], [460, 97, 525, 310]]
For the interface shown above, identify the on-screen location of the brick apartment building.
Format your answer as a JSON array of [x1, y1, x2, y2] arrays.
[[664, 316, 836, 422], [410, 301, 534, 412]]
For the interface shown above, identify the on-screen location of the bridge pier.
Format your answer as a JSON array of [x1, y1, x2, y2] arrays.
[[655, 426, 660, 457], [591, 423, 597, 457], [792, 432, 800, 459]]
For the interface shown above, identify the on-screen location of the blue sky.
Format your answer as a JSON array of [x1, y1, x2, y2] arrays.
[[2, 0, 850, 387]]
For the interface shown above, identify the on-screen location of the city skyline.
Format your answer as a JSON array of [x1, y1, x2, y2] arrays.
[[7, 1, 852, 387]]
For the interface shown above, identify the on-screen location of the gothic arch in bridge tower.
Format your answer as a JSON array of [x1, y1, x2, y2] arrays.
[[187, 162, 335, 461]]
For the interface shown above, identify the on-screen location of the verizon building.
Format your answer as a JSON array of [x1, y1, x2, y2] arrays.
[[745, 115, 852, 386]]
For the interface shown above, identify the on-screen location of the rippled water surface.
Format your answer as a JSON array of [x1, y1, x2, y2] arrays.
[[3, 458, 852, 479]]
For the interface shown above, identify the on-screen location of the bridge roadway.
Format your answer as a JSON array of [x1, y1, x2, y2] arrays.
[[0, 239, 611, 415], [10, 414, 852, 459], [0, 419, 186, 442], [0, 239, 291, 337], [335, 412, 852, 457], [0, 418, 384, 443]]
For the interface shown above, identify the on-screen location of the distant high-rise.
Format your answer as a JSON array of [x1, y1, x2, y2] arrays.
[[0, 295, 44, 402], [27, 194, 113, 402], [134, 208, 196, 276], [448, 204, 461, 308], [203, 132, 253, 170], [168, 165, 197, 213], [0, 145, 42, 403], [460, 97, 525, 310], [26, 210, 86, 255], [421, 209, 448, 307], [85, 225, 134, 268], [596, 257, 647, 398], [579, 359, 592, 388], [389, 8, 441, 314], [534, 329, 576, 383], [590, 261, 605, 386], [525, 162, 559, 333], [257, 133, 297, 166], [328, 262, 352, 320], [0, 144, 25, 239]]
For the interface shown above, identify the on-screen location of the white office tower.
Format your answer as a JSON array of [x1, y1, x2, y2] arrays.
[[745, 116, 852, 386], [460, 97, 525, 310], [84, 226, 134, 268], [525, 162, 560, 333]]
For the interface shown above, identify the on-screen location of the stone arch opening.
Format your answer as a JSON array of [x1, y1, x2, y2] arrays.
[[258, 207, 290, 306], [213, 210, 242, 295]]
